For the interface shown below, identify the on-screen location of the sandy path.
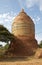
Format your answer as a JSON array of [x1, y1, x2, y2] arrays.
[[0, 59, 42, 65]]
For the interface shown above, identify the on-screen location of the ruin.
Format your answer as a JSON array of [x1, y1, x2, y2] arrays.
[[6, 9, 38, 56]]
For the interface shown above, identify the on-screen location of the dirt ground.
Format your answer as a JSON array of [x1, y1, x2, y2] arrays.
[[0, 59, 42, 65]]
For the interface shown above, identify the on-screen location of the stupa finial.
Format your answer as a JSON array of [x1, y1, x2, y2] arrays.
[[21, 8, 24, 12]]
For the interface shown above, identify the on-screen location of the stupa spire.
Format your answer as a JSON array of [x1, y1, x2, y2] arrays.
[[21, 8, 24, 12]]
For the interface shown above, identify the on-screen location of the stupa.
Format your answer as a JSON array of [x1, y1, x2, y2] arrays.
[[6, 9, 38, 56], [12, 9, 35, 40]]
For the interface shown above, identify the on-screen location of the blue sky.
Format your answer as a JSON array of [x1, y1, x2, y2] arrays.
[[0, 0, 42, 45]]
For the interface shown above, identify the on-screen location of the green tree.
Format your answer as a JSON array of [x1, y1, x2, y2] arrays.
[[4, 43, 9, 49], [0, 25, 14, 43], [39, 40, 42, 48]]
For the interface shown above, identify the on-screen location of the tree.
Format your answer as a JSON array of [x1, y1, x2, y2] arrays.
[[4, 43, 9, 49], [0, 25, 14, 43], [39, 40, 42, 48]]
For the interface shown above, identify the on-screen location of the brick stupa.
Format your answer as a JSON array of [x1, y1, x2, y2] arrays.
[[6, 9, 38, 56]]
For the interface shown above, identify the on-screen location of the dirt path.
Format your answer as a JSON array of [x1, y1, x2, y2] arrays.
[[0, 59, 42, 65]]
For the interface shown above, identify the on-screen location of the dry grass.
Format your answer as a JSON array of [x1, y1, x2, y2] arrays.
[[35, 48, 42, 58], [0, 48, 42, 65], [0, 57, 42, 65]]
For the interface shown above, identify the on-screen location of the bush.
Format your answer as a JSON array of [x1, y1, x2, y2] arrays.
[[39, 41, 42, 48]]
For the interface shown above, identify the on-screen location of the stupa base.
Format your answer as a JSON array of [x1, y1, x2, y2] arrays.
[[5, 36, 38, 56]]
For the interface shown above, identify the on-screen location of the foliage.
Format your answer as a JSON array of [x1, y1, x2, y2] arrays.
[[39, 40, 42, 48], [0, 25, 14, 43], [4, 43, 9, 49]]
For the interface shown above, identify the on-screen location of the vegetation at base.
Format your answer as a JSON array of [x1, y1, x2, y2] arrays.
[[0, 25, 15, 57], [4, 43, 9, 49], [39, 40, 42, 48], [0, 43, 9, 58]]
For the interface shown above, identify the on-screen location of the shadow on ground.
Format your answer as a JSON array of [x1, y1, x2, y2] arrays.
[[0, 57, 29, 62]]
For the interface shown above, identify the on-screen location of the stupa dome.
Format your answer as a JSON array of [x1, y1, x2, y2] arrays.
[[12, 9, 35, 39]]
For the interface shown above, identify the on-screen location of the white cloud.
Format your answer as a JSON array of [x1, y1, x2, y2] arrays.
[[25, 0, 38, 8], [31, 16, 40, 24], [36, 16, 40, 22], [31, 16, 42, 43], [18, 0, 23, 8], [39, 0, 42, 11], [36, 33, 42, 44], [0, 12, 16, 32], [26, 0, 42, 11], [0, 15, 3, 18], [18, 0, 42, 11]]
